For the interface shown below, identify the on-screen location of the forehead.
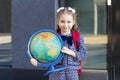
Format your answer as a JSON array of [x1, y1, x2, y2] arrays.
[[59, 14, 73, 20]]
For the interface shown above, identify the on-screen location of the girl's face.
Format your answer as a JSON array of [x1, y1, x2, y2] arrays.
[[57, 14, 75, 34]]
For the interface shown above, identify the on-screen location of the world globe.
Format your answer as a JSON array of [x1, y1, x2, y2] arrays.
[[30, 31, 62, 63], [27, 29, 65, 76]]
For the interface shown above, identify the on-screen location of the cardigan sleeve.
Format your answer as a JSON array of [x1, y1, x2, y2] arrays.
[[72, 33, 87, 62]]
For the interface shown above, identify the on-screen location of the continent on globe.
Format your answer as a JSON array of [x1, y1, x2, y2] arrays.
[[30, 32, 62, 63]]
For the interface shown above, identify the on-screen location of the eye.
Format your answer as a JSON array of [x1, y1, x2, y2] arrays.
[[60, 20, 65, 23], [67, 21, 71, 23]]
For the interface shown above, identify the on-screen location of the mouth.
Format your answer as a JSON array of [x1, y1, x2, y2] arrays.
[[63, 28, 67, 29]]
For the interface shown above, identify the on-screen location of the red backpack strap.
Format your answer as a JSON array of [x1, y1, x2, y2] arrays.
[[72, 32, 80, 51], [57, 32, 61, 35], [72, 32, 83, 75]]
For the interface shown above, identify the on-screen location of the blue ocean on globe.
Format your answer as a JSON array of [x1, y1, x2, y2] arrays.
[[30, 32, 62, 63]]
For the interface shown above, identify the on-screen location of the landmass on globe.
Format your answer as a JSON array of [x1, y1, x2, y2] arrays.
[[30, 32, 62, 63]]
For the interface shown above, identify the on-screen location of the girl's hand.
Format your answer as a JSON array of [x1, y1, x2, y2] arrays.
[[30, 58, 38, 66], [61, 46, 76, 57]]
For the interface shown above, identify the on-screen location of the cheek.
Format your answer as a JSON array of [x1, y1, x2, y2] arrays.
[[57, 24, 63, 29], [69, 24, 74, 28], [58, 22, 63, 27]]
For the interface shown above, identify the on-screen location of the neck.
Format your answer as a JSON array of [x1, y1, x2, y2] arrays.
[[61, 31, 71, 35]]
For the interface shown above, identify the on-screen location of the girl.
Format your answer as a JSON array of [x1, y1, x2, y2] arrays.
[[30, 7, 87, 80], [49, 7, 87, 80]]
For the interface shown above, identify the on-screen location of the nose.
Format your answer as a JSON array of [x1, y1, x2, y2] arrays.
[[64, 23, 68, 27]]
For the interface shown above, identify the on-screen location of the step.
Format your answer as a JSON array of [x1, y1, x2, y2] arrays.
[[80, 69, 108, 80]]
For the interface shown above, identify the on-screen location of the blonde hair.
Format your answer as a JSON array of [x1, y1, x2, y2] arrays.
[[56, 7, 80, 32]]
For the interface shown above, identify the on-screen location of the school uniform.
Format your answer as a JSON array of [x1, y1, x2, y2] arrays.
[[49, 33, 87, 80]]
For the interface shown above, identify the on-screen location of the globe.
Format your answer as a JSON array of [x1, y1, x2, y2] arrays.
[[27, 29, 65, 76], [31, 32, 62, 63]]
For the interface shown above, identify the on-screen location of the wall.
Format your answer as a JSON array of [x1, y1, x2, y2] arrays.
[[11, 0, 57, 69]]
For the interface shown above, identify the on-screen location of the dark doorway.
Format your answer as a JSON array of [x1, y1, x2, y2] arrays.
[[0, 0, 11, 33]]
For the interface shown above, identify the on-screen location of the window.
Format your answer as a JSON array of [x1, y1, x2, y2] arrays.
[[0, 0, 12, 67]]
